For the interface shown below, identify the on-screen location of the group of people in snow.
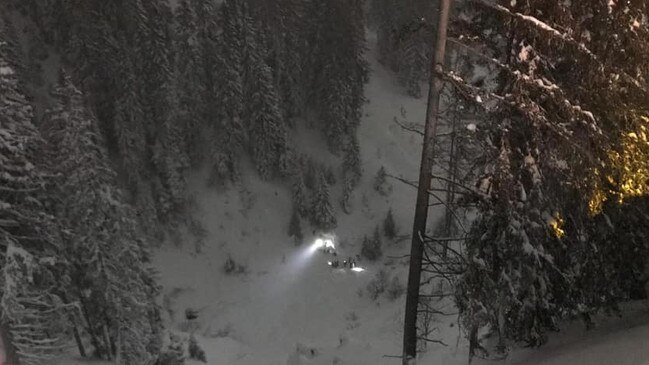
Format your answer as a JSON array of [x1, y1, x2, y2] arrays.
[[327, 251, 359, 269]]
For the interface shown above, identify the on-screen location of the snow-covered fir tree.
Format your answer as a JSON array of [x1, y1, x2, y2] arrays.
[[383, 208, 397, 239], [0, 29, 69, 365], [343, 134, 362, 188], [361, 227, 383, 261], [291, 172, 309, 217], [247, 48, 290, 180], [311, 170, 337, 231], [171, 0, 204, 163], [451, 0, 649, 355], [43, 74, 163, 363], [370, 0, 434, 97], [305, 0, 368, 153], [288, 209, 303, 245]]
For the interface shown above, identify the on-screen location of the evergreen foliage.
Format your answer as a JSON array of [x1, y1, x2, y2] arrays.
[[0, 29, 69, 365], [43, 74, 162, 363], [311, 171, 337, 231], [451, 0, 649, 354], [370, 0, 434, 97], [383, 208, 397, 239], [288, 209, 303, 245], [0, 1, 374, 360], [188, 334, 207, 363], [361, 227, 383, 261]]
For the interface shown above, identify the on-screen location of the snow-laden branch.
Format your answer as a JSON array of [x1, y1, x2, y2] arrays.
[[443, 68, 602, 162], [471, 0, 646, 91]]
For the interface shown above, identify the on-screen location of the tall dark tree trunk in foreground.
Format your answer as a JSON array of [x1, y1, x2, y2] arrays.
[[402, 0, 452, 363]]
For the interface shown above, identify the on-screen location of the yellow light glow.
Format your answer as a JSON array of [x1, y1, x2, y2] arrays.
[[587, 112, 649, 215], [550, 213, 565, 239]]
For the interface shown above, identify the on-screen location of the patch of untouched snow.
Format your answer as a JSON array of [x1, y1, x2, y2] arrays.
[[475, 302, 649, 365]]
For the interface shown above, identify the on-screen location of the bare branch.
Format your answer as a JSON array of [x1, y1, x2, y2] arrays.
[[393, 117, 423, 136], [417, 337, 449, 346]]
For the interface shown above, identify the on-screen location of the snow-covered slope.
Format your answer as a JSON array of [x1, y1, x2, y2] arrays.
[[59, 32, 649, 365], [151, 32, 429, 365]]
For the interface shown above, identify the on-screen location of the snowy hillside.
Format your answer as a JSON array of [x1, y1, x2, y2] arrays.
[[144, 37, 649, 365], [150, 34, 428, 365]]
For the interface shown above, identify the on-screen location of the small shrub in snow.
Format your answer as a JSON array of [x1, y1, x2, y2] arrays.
[[383, 208, 397, 239], [156, 334, 185, 365], [324, 165, 337, 185], [224, 255, 246, 275], [185, 308, 199, 320], [204, 323, 233, 338], [386, 276, 405, 301], [361, 227, 383, 261], [188, 335, 207, 363], [345, 311, 359, 322], [366, 270, 388, 300], [373, 166, 392, 195], [238, 187, 256, 216], [288, 209, 303, 245]]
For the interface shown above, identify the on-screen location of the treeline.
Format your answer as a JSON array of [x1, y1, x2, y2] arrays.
[[7, 0, 367, 233], [0, 0, 368, 363]]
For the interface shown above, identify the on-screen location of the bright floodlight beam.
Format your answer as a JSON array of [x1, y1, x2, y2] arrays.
[[351, 267, 365, 272]]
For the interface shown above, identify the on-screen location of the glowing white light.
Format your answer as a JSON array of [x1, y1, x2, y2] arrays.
[[327, 261, 332, 266], [351, 267, 365, 272], [323, 239, 335, 249], [314, 239, 324, 248]]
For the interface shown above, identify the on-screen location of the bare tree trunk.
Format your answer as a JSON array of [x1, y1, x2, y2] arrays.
[[402, 0, 453, 363], [72, 322, 87, 358], [79, 296, 104, 358], [102, 325, 113, 361], [0, 322, 20, 365], [442, 98, 459, 257]]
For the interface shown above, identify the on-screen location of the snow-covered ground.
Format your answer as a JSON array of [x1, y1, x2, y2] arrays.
[[56, 32, 649, 365]]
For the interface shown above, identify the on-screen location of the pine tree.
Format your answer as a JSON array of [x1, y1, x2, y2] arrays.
[[361, 226, 383, 261], [341, 177, 355, 214], [43, 74, 162, 363], [288, 209, 303, 245], [291, 173, 309, 217], [398, 30, 428, 98], [210, 0, 247, 183], [342, 134, 362, 213], [305, 0, 368, 153], [188, 334, 207, 362], [303, 158, 318, 190], [383, 208, 397, 239], [0, 30, 70, 365], [248, 59, 290, 180], [371, 0, 434, 97], [311, 171, 337, 230], [343, 134, 362, 188], [172, 0, 205, 163]]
